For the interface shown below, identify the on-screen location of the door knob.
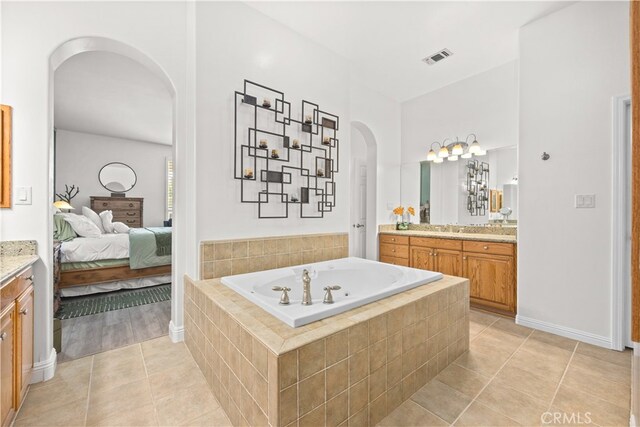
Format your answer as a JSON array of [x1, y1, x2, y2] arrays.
[[0, 332, 7, 341]]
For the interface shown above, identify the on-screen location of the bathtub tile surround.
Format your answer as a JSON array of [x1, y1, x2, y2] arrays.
[[184, 273, 469, 427], [200, 233, 349, 280]]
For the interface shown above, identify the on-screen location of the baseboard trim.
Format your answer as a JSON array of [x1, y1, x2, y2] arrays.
[[30, 348, 57, 384], [516, 315, 612, 349], [169, 320, 184, 343]]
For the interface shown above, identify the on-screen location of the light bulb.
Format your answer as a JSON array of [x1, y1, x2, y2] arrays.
[[468, 140, 481, 154], [448, 155, 458, 162], [476, 149, 487, 156], [426, 149, 437, 161], [438, 146, 449, 158], [433, 157, 444, 164], [461, 152, 473, 159], [452, 143, 464, 156]]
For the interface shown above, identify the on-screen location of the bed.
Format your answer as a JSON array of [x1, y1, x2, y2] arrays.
[[59, 228, 172, 296]]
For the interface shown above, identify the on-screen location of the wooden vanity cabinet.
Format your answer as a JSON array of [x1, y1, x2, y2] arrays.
[[379, 234, 410, 266], [16, 285, 34, 405], [0, 303, 14, 427], [380, 233, 517, 316], [409, 237, 463, 277], [0, 267, 34, 427]]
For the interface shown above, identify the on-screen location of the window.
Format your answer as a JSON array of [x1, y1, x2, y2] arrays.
[[166, 158, 174, 220]]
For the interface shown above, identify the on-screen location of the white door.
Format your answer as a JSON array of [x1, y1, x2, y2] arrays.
[[352, 159, 367, 258]]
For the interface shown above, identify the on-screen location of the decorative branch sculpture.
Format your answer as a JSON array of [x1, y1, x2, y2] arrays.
[[56, 184, 80, 203]]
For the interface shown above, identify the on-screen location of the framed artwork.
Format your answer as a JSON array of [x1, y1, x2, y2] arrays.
[[490, 189, 503, 213], [1, 105, 12, 208]]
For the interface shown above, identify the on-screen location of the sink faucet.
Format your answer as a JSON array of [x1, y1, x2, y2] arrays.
[[302, 269, 312, 305]]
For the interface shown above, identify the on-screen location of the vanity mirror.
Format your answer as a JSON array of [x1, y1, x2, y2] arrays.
[[98, 162, 137, 197], [401, 146, 517, 225]]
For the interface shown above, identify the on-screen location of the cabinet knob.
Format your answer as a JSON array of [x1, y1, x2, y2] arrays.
[[103, 202, 108, 206], [20, 308, 28, 315], [0, 332, 7, 341], [463, 256, 467, 260], [26, 275, 34, 282], [129, 203, 134, 207], [391, 238, 395, 242], [483, 246, 489, 250]]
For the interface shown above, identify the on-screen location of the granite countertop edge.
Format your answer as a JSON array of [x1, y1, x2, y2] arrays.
[[379, 230, 517, 243], [0, 255, 39, 284]]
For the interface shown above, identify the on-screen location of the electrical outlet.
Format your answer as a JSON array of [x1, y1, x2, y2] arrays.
[[575, 194, 595, 209]]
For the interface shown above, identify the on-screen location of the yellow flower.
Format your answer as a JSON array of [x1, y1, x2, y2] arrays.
[[393, 206, 404, 216], [407, 206, 415, 216]]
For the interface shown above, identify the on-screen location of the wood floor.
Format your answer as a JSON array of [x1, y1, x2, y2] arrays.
[[58, 300, 171, 363]]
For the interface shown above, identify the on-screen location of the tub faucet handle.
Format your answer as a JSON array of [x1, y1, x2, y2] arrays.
[[323, 285, 341, 304], [272, 286, 291, 305]]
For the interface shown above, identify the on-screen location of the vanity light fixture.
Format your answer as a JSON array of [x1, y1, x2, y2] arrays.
[[427, 134, 482, 164]]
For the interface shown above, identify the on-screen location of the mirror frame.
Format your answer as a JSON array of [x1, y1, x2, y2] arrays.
[[1, 105, 12, 208], [98, 161, 137, 194]]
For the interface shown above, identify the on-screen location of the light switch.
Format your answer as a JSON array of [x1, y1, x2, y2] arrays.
[[15, 187, 32, 205], [575, 194, 595, 209]]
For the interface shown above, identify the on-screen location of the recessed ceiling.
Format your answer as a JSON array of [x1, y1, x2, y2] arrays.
[[54, 51, 172, 145], [246, 1, 573, 102]]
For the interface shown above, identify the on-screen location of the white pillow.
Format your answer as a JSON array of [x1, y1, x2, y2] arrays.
[[99, 210, 115, 234], [82, 207, 105, 233], [61, 213, 102, 238], [112, 222, 130, 234]]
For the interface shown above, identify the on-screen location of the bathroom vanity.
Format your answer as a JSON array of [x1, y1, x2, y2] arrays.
[[379, 227, 517, 316], [0, 241, 37, 427]]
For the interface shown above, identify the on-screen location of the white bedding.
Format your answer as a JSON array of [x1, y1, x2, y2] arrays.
[[60, 233, 129, 263]]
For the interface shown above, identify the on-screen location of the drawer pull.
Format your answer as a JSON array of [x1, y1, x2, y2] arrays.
[[103, 202, 108, 206], [129, 203, 134, 207], [391, 238, 395, 242], [20, 308, 28, 316], [126, 212, 135, 216], [0, 332, 7, 341], [391, 249, 395, 252], [483, 246, 489, 250], [126, 220, 136, 224], [26, 275, 34, 282]]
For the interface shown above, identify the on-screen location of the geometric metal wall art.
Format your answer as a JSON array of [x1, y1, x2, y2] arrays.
[[234, 80, 339, 218], [466, 160, 489, 216]]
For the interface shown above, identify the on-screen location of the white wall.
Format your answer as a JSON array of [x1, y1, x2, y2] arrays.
[[401, 61, 519, 224], [55, 130, 172, 227], [0, 1, 190, 379], [350, 83, 402, 259], [518, 1, 630, 346], [195, 2, 351, 241]]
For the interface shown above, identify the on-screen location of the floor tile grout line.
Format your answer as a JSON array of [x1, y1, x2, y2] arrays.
[[449, 328, 535, 426], [137, 343, 161, 426], [545, 341, 579, 412], [83, 355, 95, 427]]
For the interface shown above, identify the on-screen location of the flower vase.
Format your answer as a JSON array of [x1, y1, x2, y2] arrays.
[[396, 214, 409, 230]]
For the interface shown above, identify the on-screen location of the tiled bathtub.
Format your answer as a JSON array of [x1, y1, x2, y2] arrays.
[[184, 270, 469, 427]]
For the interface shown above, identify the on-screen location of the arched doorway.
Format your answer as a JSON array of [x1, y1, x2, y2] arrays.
[[48, 37, 180, 363], [350, 121, 378, 260]]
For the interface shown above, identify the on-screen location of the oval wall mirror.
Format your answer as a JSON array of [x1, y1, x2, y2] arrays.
[[98, 162, 137, 194]]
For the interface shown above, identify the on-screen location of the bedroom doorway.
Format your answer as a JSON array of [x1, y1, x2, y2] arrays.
[[51, 48, 175, 361]]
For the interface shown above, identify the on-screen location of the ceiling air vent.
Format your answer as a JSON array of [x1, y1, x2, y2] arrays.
[[422, 48, 453, 66]]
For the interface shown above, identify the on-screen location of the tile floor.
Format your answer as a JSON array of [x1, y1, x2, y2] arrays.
[[379, 310, 632, 427], [16, 310, 632, 426], [15, 336, 231, 426]]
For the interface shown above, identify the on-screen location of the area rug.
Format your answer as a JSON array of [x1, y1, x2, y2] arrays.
[[55, 284, 171, 320]]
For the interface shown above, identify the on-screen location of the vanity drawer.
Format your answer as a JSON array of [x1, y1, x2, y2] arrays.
[[410, 237, 462, 251], [463, 240, 514, 256], [380, 243, 409, 259], [379, 234, 409, 245], [1, 267, 32, 312], [380, 256, 409, 267]]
